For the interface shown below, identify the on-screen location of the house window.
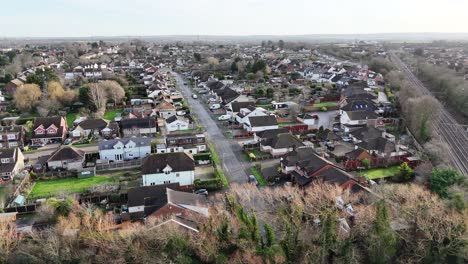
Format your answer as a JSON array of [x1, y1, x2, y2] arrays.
[[1, 158, 10, 163], [150, 182, 155, 186], [164, 181, 170, 184], [35, 129, 44, 135], [9, 142, 17, 147], [176, 173, 180, 177]]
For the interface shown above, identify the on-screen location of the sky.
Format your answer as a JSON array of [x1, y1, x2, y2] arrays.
[[1, 0, 468, 37]]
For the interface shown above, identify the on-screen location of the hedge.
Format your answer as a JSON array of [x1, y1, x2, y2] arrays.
[[194, 178, 223, 191]]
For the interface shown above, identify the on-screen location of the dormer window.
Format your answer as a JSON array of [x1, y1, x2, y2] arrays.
[[36, 129, 44, 135], [1, 158, 10, 163]]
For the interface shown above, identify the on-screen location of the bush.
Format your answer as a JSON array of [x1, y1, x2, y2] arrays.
[[194, 178, 223, 191]]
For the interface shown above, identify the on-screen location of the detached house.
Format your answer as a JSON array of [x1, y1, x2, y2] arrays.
[[31, 116, 68, 146], [155, 100, 177, 119], [245, 115, 279, 132], [157, 133, 207, 154], [165, 115, 192, 132], [255, 129, 304, 156], [142, 152, 195, 188], [120, 117, 157, 137], [98, 137, 151, 162], [73, 118, 108, 138], [0, 148, 24, 181], [47, 146, 85, 171]]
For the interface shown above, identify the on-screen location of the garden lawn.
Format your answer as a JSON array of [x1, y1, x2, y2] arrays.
[[103, 110, 122, 121], [312, 101, 337, 108], [29, 176, 116, 199], [250, 167, 268, 186], [66, 112, 78, 127], [358, 166, 400, 180]]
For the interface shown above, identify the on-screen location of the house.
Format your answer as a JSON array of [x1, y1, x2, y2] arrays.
[[31, 116, 68, 146], [235, 105, 268, 125], [244, 115, 279, 132], [259, 132, 304, 156], [280, 147, 367, 192], [127, 183, 180, 219], [101, 122, 120, 139], [149, 188, 209, 232], [3, 79, 24, 95], [340, 111, 380, 128], [0, 126, 25, 149], [120, 117, 157, 137], [157, 133, 206, 154], [165, 115, 191, 132], [296, 114, 319, 129], [73, 118, 108, 137], [98, 137, 151, 162], [142, 152, 195, 187], [225, 101, 256, 116], [46, 146, 85, 171], [0, 148, 24, 181], [357, 137, 397, 157], [155, 100, 177, 119], [344, 148, 372, 161]]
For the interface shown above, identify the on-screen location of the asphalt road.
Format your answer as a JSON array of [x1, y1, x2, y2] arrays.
[[173, 73, 248, 183]]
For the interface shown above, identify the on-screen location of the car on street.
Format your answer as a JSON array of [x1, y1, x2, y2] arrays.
[[210, 104, 221, 110], [195, 189, 208, 196], [218, 114, 231, 121], [248, 175, 259, 186], [192, 94, 198, 99]]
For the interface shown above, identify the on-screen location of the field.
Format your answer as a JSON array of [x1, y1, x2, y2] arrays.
[[312, 101, 337, 108], [103, 110, 123, 121], [358, 166, 400, 180], [66, 112, 78, 127], [29, 176, 116, 199]]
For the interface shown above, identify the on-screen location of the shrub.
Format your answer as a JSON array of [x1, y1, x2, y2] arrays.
[[194, 178, 223, 191]]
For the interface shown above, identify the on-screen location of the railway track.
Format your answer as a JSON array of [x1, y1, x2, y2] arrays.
[[390, 53, 468, 175]]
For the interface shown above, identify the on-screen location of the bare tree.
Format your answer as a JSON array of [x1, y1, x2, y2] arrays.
[[89, 83, 107, 116], [99, 80, 125, 104]]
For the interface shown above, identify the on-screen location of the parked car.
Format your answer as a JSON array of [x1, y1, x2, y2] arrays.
[[342, 136, 352, 142], [64, 138, 72, 145], [176, 111, 186, 116], [218, 115, 231, 121], [195, 189, 208, 196], [192, 94, 198, 99], [210, 104, 221, 110], [248, 175, 259, 186]]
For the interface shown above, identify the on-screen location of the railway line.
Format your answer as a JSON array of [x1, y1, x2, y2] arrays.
[[390, 53, 468, 175]]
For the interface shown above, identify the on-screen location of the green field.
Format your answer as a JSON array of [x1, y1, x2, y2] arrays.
[[358, 166, 400, 180], [312, 101, 337, 108], [103, 110, 123, 121], [29, 176, 116, 199], [250, 167, 268, 186], [66, 112, 78, 127]]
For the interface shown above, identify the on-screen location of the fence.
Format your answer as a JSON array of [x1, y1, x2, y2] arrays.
[[96, 160, 142, 171]]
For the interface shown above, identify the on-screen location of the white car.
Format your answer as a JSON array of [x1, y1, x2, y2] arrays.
[[192, 94, 198, 99], [210, 104, 221, 110], [176, 111, 186, 116], [218, 115, 231, 121], [342, 137, 352, 142]]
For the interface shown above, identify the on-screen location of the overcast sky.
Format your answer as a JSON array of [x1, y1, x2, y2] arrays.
[[2, 0, 468, 37]]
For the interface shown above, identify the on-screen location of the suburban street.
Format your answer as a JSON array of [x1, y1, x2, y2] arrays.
[[173, 73, 248, 183]]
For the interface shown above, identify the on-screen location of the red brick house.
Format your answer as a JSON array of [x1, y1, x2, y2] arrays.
[[31, 116, 68, 146]]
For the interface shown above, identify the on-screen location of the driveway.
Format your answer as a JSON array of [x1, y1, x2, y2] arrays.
[[173, 73, 248, 183]]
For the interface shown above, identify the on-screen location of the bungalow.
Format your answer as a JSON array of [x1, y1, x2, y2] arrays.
[[165, 115, 191, 132], [244, 115, 279, 132], [127, 183, 180, 219], [280, 147, 368, 192], [47, 146, 85, 171], [142, 152, 195, 187], [98, 137, 151, 162], [0, 148, 24, 181], [296, 114, 319, 129], [236, 106, 268, 125], [340, 111, 380, 128], [155, 100, 177, 119], [120, 117, 157, 137], [73, 118, 108, 138], [31, 116, 68, 146], [259, 132, 304, 156], [356, 137, 398, 157]]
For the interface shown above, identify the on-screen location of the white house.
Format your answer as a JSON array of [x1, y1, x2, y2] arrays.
[[244, 115, 279, 132], [340, 111, 380, 128], [235, 106, 268, 125], [98, 138, 152, 162], [165, 116, 190, 132], [142, 152, 195, 187]]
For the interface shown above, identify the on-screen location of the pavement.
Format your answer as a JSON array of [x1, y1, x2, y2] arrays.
[[173, 73, 249, 183]]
